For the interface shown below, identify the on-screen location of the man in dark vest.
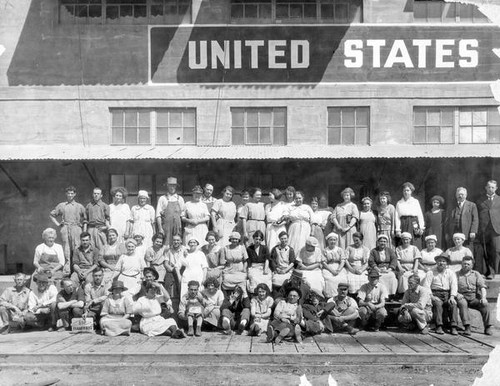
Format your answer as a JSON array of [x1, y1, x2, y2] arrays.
[[447, 187, 478, 248], [478, 180, 500, 280]]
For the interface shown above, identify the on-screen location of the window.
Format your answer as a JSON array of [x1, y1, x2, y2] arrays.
[[110, 108, 197, 145], [327, 107, 369, 145], [230, 0, 361, 23], [459, 107, 500, 144], [413, 0, 488, 23], [59, 0, 191, 24], [413, 107, 454, 144], [156, 108, 196, 145], [111, 109, 151, 145], [231, 108, 287, 145], [110, 174, 154, 205], [413, 106, 500, 144]]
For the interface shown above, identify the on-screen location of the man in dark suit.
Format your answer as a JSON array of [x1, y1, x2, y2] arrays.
[[447, 187, 478, 248], [478, 180, 500, 279]]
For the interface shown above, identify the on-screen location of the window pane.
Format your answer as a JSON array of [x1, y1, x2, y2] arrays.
[[260, 127, 271, 144], [321, 4, 333, 19], [184, 127, 195, 144], [231, 4, 243, 18], [335, 3, 348, 21], [157, 128, 169, 144], [112, 111, 123, 127], [125, 175, 138, 193], [168, 127, 183, 144], [170, 111, 182, 127], [356, 127, 368, 145], [459, 4, 473, 22], [342, 108, 355, 126], [472, 126, 487, 143], [290, 4, 302, 18], [414, 126, 426, 143], [247, 110, 258, 127], [428, 2, 443, 22], [489, 126, 500, 143], [151, 5, 163, 16], [328, 126, 341, 145], [260, 110, 272, 126], [260, 4, 272, 18], [112, 127, 123, 144], [427, 110, 440, 126], [232, 109, 244, 127], [232, 128, 245, 145], [89, 5, 102, 18], [247, 127, 258, 144], [184, 110, 195, 127], [460, 110, 472, 125], [428, 126, 440, 143], [138, 127, 150, 144], [459, 126, 472, 143], [106, 6, 119, 19], [441, 109, 454, 126], [473, 110, 487, 125], [124, 128, 137, 144], [135, 5, 147, 18], [120, 5, 133, 17], [413, 2, 426, 20], [343, 127, 355, 145], [328, 108, 340, 126], [489, 107, 500, 125], [246, 4, 258, 18], [356, 108, 369, 126], [125, 111, 137, 127], [276, 4, 288, 18], [414, 109, 426, 126], [138, 111, 149, 126], [441, 126, 454, 143], [157, 111, 169, 126], [304, 4, 316, 18], [111, 175, 124, 188], [274, 109, 286, 126], [273, 126, 286, 145], [139, 175, 153, 192]]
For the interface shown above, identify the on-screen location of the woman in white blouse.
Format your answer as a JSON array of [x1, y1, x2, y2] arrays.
[[395, 182, 425, 249]]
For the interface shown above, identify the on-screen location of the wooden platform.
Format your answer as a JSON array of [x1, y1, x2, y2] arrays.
[[1, 328, 498, 367]]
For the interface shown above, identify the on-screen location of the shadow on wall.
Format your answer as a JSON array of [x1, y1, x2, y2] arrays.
[[6, 0, 159, 86]]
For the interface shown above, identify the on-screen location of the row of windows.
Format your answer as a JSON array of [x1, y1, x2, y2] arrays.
[[59, 0, 487, 24], [110, 106, 500, 146]]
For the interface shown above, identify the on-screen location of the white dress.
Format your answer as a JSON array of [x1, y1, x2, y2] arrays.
[[211, 199, 237, 247], [322, 246, 348, 298], [265, 202, 287, 250], [345, 244, 370, 293], [109, 203, 131, 242], [359, 210, 377, 250], [134, 295, 177, 337], [183, 201, 210, 246], [129, 204, 155, 249], [287, 204, 313, 255], [179, 250, 208, 298], [115, 253, 146, 296], [296, 247, 325, 296]]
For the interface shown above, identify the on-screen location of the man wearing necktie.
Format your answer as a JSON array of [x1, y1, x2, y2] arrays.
[[478, 180, 500, 279], [447, 187, 478, 249]]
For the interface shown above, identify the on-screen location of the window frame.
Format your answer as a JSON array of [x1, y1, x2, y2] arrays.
[[230, 107, 287, 146], [326, 106, 370, 145], [413, 0, 489, 23]]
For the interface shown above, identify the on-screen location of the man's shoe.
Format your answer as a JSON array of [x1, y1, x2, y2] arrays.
[[57, 327, 66, 332], [435, 326, 444, 335], [346, 326, 358, 335], [266, 325, 274, 343], [450, 327, 458, 336], [464, 325, 472, 336], [274, 334, 283, 344], [485, 326, 493, 336], [420, 327, 429, 335], [294, 325, 302, 343]]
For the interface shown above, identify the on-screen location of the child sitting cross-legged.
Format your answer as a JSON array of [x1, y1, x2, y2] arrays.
[[178, 280, 206, 337]]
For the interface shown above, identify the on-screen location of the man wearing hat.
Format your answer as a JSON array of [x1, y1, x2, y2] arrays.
[[0, 273, 31, 333], [277, 270, 310, 306], [357, 269, 388, 332], [323, 282, 359, 334], [423, 255, 459, 335], [25, 273, 58, 330], [446, 187, 478, 248], [83, 268, 110, 325], [156, 176, 185, 247], [456, 256, 493, 336], [399, 274, 433, 334], [134, 267, 174, 315]]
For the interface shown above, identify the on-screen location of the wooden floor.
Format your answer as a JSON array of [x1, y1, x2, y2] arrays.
[[1, 327, 498, 367]]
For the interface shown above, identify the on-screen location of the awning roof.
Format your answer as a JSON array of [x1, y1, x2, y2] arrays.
[[0, 144, 499, 161]]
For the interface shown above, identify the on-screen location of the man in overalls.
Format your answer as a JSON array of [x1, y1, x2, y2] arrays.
[[49, 185, 86, 271], [156, 177, 185, 246]]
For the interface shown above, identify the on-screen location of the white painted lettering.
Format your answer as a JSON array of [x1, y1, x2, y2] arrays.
[[384, 40, 414, 68], [211, 40, 230, 69], [269, 40, 287, 69], [245, 40, 265, 69], [367, 40, 386, 68], [459, 39, 478, 68], [435, 39, 455, 68], [412, 39, 432, 68], [291, 40, 309, 69], [188, 41, 207, 69], [233, 40, 242, 69], [344, 40, 363, 68]]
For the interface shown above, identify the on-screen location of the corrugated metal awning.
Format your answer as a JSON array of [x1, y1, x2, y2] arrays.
[[0, 144, 499, 161]]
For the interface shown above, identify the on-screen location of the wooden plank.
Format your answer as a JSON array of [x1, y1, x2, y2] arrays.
[[368, 331, 416, 354], [226, 333, 251, 353], [429, 332, 493, 354], [463, 333, 500, 349], [39, 332, 93, 354], [386, 331, 437, 353], [352, 331, 395, 353], [313, 334, 346, 353], [199, 332, 232, 353], [250, 335, 273, 353], [295, 335, 321, 354], [272, 339, 298, 354], [329, 333, 368, 354]]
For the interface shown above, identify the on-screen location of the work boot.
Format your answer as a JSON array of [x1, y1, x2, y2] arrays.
[[450, 327, 458, 336], [485, 326, 493, 336], [420, 327, 429, 335], [346, 326, 358, 335], [266, 325, 275, 343], [435, 326, 444, 335], [463, 325, 472, 336]]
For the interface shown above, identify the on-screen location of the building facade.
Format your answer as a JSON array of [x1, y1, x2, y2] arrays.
[[1, 0, 499, 273]]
